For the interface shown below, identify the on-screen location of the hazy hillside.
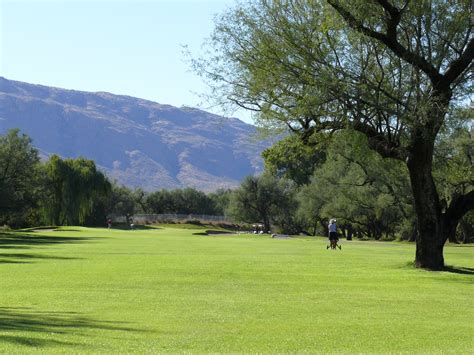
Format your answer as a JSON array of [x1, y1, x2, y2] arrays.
[[0, 77, 270, 192]]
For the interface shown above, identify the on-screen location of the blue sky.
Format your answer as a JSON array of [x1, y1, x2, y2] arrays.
[[1, 0, 253, 123]]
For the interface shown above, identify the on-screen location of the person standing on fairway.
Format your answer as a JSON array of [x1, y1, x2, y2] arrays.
[[327, 219, 340, 249]]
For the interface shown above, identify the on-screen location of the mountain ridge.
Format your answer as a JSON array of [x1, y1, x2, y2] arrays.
[[0, 77, 269, 192]]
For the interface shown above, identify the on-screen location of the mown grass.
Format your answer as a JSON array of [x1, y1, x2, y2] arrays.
[[0, 227, 472, 353]]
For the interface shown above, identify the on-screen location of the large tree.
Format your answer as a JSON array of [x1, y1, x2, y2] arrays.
[[227, 174, 295, 232], [0, 129, 41, 226], [42, 155, 111, 225], [194, 0, 473, 269]]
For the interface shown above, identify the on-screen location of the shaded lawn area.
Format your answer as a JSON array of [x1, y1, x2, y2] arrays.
[[0, 227, 473, 353], [0, 231, 94, 264], [0, 306, 146, 348]]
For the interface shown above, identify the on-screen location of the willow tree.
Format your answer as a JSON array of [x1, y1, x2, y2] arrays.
[[194, 0, 473, 269], [43, 156, 111, 226]]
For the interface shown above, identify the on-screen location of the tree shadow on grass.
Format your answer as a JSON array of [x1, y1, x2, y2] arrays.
[[0, 232, 96, 264], [0, 253, 81, 264], [0, 334, 79, 348], [442, 265, 474, 275], [402, 262, 474, 277], [0, 306, 148, 348], [0, 232, 96, 249], [50, 228, 83, 232]]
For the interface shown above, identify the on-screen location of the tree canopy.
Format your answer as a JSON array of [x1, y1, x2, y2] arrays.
[[227, 174, 295, 232], [0, 129, 41, 226], [42, 155, 111, 226], [194, 0, 473, 269]]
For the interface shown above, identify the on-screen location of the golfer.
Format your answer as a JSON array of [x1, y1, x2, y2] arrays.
[[327, 219, 339, 249]]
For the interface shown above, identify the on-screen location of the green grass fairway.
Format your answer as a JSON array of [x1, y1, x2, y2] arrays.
[[1, 227, 473, 353]]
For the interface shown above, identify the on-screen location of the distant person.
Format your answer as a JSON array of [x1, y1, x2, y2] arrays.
[[107, 218, 112, 229], [327, 219, 340, 249], [129, 217, 135, 230]]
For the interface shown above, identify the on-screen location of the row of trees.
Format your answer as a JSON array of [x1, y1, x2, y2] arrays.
[[103, 185, 231, 218], [0, 129, 111, 227], [1, 122, 471, 245], [0, 129, 232, 227]]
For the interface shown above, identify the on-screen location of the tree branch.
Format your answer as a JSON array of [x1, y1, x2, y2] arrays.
[[327, 0, 444, 85], [444, 190, 474, 222], [375, 0, 399, 17], [351, 120, 406, 160], [443, 38, 474, 87]]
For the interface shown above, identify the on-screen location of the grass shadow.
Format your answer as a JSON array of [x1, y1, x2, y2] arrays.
[[192, 230, 235, 236], [0, 232, 96, 249], [53, 228, 83, 232], [0, 306, 148, 348], [16, 226, 57, 232], [0, 232, 96, 264], [0, 334, 79, 348], [0, 253, 81, 264], [401, 261, 474, 273], [442, 265, 474, 275]]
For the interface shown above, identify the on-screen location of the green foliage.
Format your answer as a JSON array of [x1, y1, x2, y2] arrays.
[[262, 134, 325, 186], [432, 106, 474, 242], [99, 184, 230, 218], [41, 155, 111, 226], [227, 174, 297, 232], [207, 188, 233, 215], [434, 106, 474, 205], [145, 188, 218, 215], [295, 131, 413, 239], [105, 183, 137, 217], [196, 0, 472, 130], [0, 129, 42, 227]]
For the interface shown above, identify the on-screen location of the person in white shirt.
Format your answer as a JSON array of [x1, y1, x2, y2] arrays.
[[327, 219, 340, 249]]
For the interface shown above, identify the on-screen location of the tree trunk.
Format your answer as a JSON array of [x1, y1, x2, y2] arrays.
[[341, 227, 347, 239], [312, 220, 318, 236], [408, 221, 417, 242], [346, 224, 353, 240], [459, 220, 473, 244], [406, 132, 445, 269], [262, 216, 270, 233], [319, 221, 328, 237], [443, 192, 474, 245], [445, 218, 460, 244]]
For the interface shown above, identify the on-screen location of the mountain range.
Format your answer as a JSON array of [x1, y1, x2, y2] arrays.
[[0, 77, 271, 192]]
